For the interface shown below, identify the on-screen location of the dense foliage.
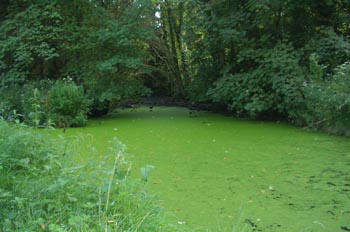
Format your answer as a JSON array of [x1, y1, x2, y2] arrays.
[[301, 61, 350, 134], [0, 80, 89, 128], [0, 120, 168, 231], [48, 79, 90, 127], [0, 1, 349, 230], [152, 0, 350, 135], [208, 43, 305, 118], [1, 0, 350, 134], [0, 0, 152, 123]]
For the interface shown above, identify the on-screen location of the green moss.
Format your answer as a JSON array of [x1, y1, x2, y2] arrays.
[[53, 106, 350, 231]]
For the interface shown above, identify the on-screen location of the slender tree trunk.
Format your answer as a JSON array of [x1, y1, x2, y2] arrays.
[[275, 4, 284, 41], [175, 2, 189, 86], [164, 0, 184, 96]]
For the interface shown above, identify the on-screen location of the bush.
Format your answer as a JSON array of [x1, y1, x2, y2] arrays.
[[84, 75, 151, 117], [0, 85, 24, 122], [208, 43, 305, 118], [0, 120, 169, 231], [304, 28, 350, 73], [48, 79, 90, 127], [0, 120, 64, 231], [300, 61, 350, 135], [0, 79, 90, 128]]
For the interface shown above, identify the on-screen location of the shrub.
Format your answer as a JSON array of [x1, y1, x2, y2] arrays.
[[0, 120, 64, 231], [48, 79, 90, 127], [301, 61, 350, 135], [0, 80, 90, 128], [304, 28, 350, 73], [84, 75, 151, 117], [208, 43, 305, 118], [0, 85, 24, 122]]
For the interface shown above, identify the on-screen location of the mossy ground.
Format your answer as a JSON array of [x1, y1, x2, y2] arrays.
[[50, 106, 350, 231]]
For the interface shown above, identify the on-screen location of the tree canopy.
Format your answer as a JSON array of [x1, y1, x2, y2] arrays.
[[1, 0, 349, 134]]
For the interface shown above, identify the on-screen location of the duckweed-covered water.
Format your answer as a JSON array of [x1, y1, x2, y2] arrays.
[[54, 106, 350, 231]]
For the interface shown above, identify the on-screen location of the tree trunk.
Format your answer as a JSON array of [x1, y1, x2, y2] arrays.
[[163, 0, 184, 96]]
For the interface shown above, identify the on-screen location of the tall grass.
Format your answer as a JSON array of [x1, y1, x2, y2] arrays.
[[0, 120, 168, 231]]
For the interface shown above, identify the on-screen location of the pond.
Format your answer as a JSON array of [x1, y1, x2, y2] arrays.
[[53, 106, 350, 231]]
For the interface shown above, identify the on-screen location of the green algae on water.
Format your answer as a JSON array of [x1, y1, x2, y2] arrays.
[[51, 106, 350, 231]]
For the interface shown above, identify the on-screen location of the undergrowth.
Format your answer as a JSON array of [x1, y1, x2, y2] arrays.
[[0, 120, 169, 231]]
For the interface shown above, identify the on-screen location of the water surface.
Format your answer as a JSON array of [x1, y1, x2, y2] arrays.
[[54, 106, 350, 231]]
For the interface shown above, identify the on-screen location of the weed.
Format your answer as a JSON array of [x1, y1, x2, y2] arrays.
[[0, 120, 169, 231]]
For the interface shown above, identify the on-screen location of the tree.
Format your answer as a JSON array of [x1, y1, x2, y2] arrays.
[[0, 0, 154, 117]]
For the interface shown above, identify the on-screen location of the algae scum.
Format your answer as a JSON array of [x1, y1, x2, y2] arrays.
[[60, 107, 350, 231]]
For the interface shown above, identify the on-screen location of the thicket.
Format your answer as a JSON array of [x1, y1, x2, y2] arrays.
[[48, 79, 90, 127], [1, 0, 350, 135], [0, 120, 168, 231], [0, 0, 152, 126], [301, 60, 350, 135], [165, 0, 350, 135], [0, 80, 89, 128]]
